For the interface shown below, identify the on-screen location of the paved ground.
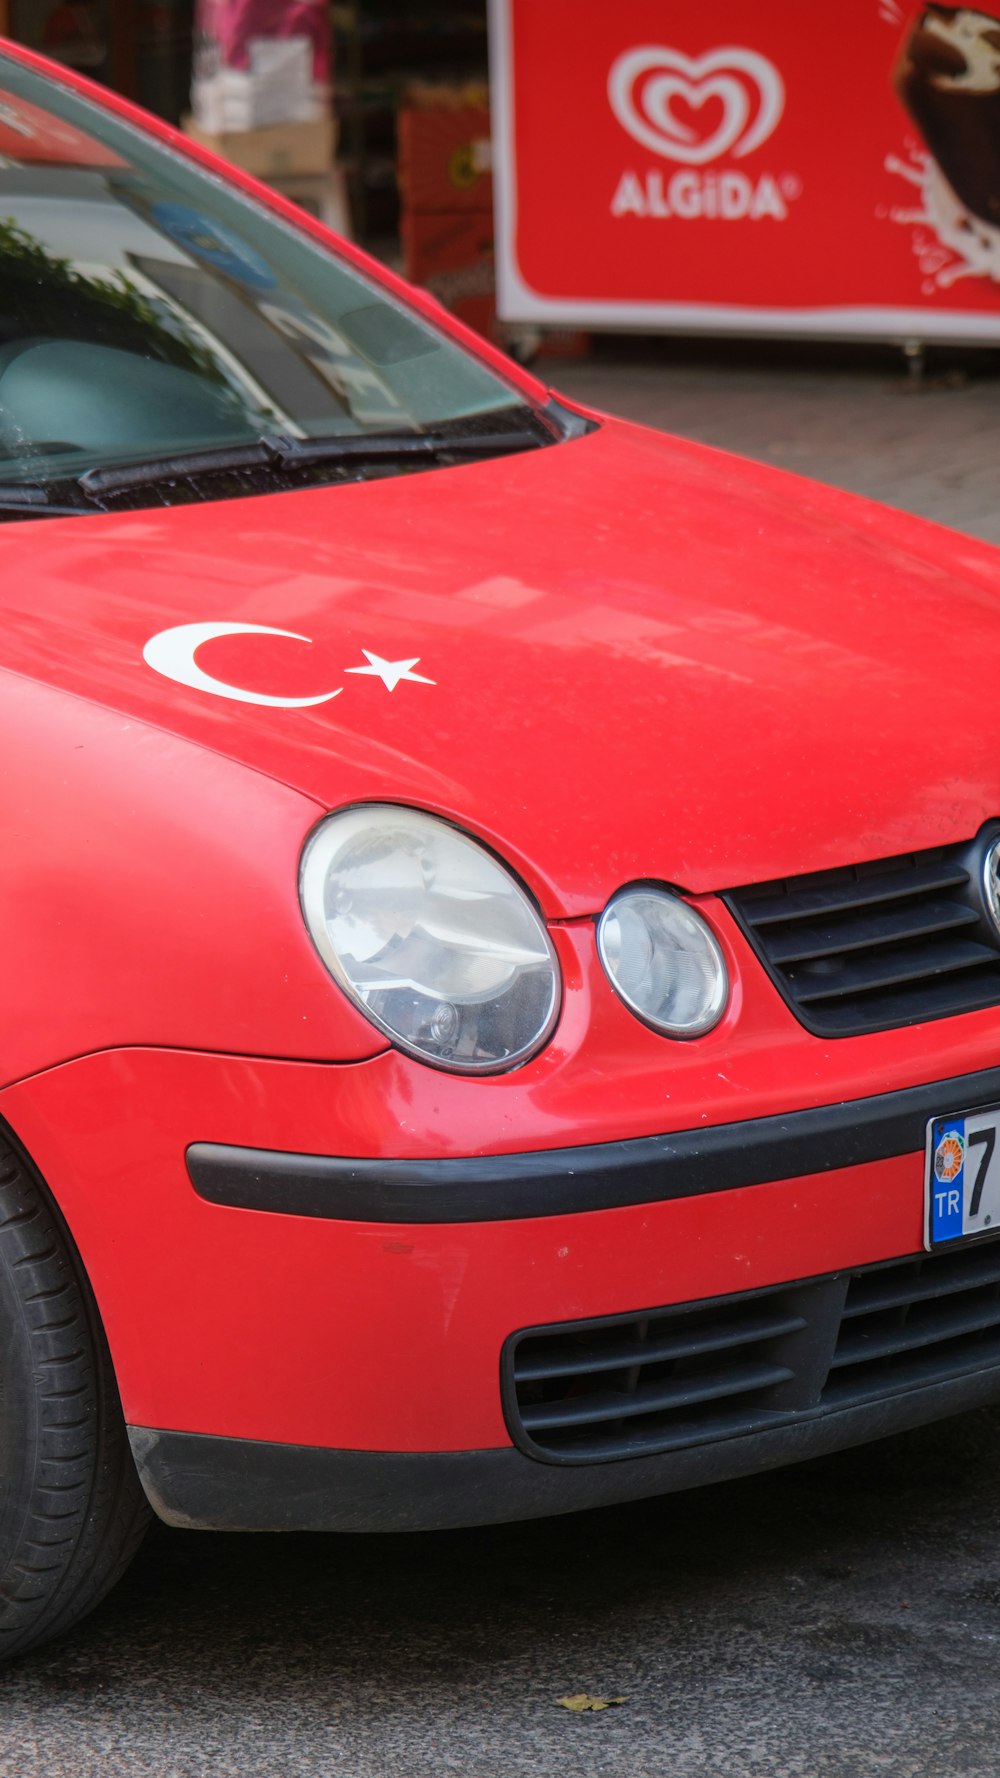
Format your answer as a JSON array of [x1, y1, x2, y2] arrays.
[[8, 344, 1000, 1775], [555, 339, 1000, 546], [8, 1415, 1000, 1777]]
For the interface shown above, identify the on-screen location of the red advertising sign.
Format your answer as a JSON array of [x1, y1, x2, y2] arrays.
[[489, 0, 1000, 339]]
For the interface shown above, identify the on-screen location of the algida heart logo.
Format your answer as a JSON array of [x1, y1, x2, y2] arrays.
[[608, 45, 785, 165]]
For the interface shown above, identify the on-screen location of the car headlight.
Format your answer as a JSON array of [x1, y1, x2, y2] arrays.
[[300, 805, 561, 1073], [597, 886, 728, 1037]]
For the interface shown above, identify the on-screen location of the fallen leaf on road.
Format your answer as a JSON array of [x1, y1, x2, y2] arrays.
[[556, 1694, 628, 1712]]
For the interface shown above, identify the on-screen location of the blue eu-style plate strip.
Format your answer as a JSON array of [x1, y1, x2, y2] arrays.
[[930, 1117, 966, 1243]]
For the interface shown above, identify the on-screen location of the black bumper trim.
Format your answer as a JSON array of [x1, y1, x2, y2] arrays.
[[128, 1359, 1000, 1532], [187, 1060, 1000, 1224]]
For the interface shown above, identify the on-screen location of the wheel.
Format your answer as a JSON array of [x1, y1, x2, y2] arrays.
[[0, 1130, 151, 1662]]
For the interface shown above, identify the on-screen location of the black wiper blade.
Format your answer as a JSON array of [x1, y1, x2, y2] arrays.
[[0, 484, 49, 506], [0, 483, 89, 518], [76, 423, 551, 500], [77, 438, 281, 498], [279, 427, 548, 467]]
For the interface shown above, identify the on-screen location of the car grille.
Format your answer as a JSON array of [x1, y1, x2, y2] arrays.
[[503, 1240, 1000, 1464], [725, 835, 1000, 1036]]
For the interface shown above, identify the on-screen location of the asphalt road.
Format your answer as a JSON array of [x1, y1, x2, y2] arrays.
[[8, 346, 1000, 1776], [6, 1414, 1000, 1777]]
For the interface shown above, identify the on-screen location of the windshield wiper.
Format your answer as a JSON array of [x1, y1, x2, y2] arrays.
[[0, 406, 585, 518], [76, 422, 552, 501], [0, 483, 90, 519]]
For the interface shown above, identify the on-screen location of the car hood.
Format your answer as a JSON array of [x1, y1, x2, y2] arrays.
[[5, 412, 1000, 916]]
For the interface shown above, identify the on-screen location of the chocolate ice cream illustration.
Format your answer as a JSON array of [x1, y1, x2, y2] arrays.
[[887, 4, 1000, 286], [895, 5, 1000, 225]]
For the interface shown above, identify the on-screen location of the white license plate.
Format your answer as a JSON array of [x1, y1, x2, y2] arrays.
[[926, 1105, 1000, 1250]]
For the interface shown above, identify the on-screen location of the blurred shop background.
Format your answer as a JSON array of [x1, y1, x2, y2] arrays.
[[4, 4, 1000, 383], [0, 2, 519, 350]]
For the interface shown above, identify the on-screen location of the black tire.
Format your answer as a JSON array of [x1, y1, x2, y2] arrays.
[[0, 1130, 151, 1662]]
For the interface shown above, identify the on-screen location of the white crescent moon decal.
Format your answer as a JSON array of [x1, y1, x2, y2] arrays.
[[142, 622, 342, 708]]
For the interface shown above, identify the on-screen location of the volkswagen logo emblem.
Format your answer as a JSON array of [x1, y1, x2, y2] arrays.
[[985, 836, 1000, 936]]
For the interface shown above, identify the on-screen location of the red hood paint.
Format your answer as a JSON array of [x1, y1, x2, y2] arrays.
[[5, 412, 1000, 916]]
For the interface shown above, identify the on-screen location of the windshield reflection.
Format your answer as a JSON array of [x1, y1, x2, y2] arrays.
[[0, 62, 524, 496]]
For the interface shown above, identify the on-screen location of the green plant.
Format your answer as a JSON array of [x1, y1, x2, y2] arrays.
[[0, 215, 229, 384]]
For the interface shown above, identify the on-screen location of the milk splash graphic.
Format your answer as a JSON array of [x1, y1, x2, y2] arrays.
[[885, 147, 1000, 288]]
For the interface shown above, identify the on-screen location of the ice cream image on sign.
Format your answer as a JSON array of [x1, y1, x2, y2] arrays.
[[888, 4, 1000, 287]]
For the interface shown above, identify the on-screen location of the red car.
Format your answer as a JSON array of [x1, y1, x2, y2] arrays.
[[3, 39, 1000, 1662]]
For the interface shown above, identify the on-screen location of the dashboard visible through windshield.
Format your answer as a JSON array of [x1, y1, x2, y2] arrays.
[[0, 55, 554, 515]]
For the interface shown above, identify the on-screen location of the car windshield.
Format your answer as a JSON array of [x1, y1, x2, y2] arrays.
[[0, 54, 541, 511]]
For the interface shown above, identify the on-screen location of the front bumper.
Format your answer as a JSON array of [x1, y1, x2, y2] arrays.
[[185, 1059, 1000, 1221], [6, 1043, 1000, 1530], [130, 1354, 1000, 1531]]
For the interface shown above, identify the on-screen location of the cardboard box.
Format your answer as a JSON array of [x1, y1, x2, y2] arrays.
[[183, 113, 334, 178], [402, 210, 496, 341], [397, 106, 492, 215]]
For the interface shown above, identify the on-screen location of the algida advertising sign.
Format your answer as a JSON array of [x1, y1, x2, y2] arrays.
[[489, 0, 1000, 338]]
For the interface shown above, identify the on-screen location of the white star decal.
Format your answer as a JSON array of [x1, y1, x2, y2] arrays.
[[345, 649, 435, 692]]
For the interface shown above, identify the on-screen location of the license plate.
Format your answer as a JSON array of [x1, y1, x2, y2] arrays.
[[926, 1105, 1000, 1249]]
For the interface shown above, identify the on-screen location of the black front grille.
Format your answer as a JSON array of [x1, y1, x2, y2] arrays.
[[726, 833, 1000, 1035], [504, 1240, 1000, 1464], [825, 1244, 1000, 1404]]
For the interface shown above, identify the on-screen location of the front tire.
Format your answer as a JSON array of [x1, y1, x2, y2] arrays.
[[0, 1131, 150, 1662]]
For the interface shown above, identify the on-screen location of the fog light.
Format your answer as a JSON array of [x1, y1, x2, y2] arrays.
[[597, 887, 728, 1037]]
